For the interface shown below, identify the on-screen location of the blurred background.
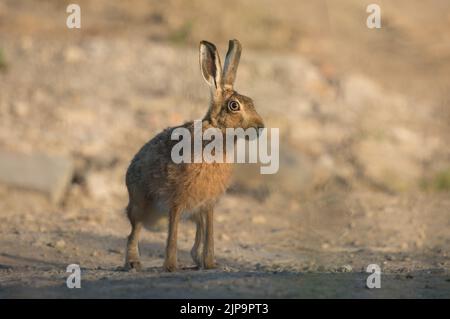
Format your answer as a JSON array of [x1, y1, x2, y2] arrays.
[[0, 0, 449, 297]]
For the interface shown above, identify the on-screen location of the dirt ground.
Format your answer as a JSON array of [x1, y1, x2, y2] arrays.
[[0, 0, 449, 298]]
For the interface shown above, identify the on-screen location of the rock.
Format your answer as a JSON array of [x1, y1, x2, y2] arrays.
[[339, 264, 353, 273], [0, 150, 73, 203]]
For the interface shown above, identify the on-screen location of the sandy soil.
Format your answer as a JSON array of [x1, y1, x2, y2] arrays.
[[0, 189, 449, 298], [0, 0, 449, 298]]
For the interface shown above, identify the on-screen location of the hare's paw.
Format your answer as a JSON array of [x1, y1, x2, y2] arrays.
[[202, 256, 216, 270], [124, 260, 142, 272], [163, 260, 178, 272]]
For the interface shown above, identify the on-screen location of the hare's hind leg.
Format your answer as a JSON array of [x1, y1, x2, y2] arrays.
[[125, 204, 143, 271], [191, 212, 205, 267]]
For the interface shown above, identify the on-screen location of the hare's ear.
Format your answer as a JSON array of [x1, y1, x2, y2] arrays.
[[199, 41, 222, 91], [222, 39, 242, 89]]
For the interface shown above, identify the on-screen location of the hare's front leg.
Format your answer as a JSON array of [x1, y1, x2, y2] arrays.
[[125, 219, 143, 271], [163, 206, 182, 272], [202, 205, 215, 269]]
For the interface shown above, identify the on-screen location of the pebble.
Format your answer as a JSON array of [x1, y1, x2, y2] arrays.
[[339, 264, 353, 272], [64, 46, 85, 63], [47, 240, 66, 249], [11, 101, 29, 117], [251, 215, 267, 224], [222, 265, 232, 272], [216, 215, 226, 223]]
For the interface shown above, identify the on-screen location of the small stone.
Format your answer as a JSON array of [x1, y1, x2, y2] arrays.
[[11, 101, 29, 117], [24, 214, 35, 222], [216, 215, 226, 223], [222, 265, 232, 272], [251, 215, 267, 224], [55, 240, 66, 249], [340, 264, 353, 272], [64, 46, 85, 63], [48, 239, 66, 249]]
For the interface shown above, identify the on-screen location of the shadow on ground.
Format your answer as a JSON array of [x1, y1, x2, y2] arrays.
[[0, 232, 449, 299], [2, 269, 449, 299]]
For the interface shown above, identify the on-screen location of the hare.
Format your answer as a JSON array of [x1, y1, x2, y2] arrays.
[[124, 39, 264, 272]]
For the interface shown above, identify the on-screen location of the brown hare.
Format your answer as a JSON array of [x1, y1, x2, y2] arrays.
[[124, 39, 264, 272]]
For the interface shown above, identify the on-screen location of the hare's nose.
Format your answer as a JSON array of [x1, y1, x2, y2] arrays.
[[256, 119, 265, 130]]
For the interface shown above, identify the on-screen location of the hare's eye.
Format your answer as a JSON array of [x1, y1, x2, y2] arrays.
[[228, 100, 240, 112]]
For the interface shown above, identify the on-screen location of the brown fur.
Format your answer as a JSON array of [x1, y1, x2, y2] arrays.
[[124, 39, 264, 272]]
